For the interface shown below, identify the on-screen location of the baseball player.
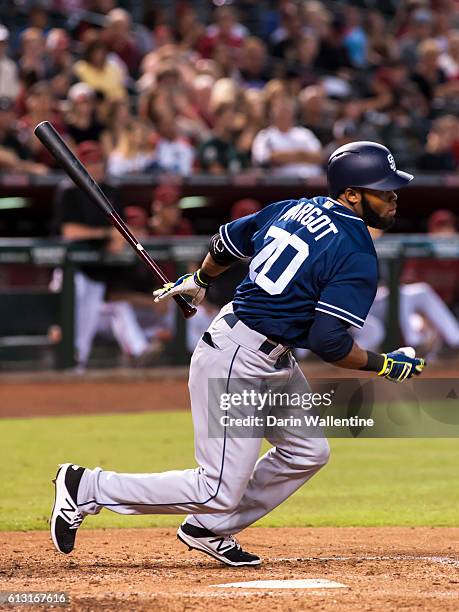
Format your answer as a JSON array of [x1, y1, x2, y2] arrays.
[[50, 142, 426, 567]]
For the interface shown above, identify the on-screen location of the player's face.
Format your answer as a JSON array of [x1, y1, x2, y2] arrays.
[[359, 188, 398, 230]]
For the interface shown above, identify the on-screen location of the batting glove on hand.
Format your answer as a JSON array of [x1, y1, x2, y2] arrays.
[[377, 348, 426, 383], [153, 270, 209, 306]]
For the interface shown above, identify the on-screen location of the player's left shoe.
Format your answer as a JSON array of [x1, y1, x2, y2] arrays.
[[177, 522, 261, 567], [50, 463, 86, 554]]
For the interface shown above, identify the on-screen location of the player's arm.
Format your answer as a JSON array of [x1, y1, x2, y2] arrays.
[[153, 233, 241, 306], [335, 339, 426, 383], [308, 312, 425, 383], [62, 223, 112, 241], [153, 201, 285, 305]]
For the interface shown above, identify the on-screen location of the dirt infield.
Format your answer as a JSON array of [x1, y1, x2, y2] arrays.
[[1, 527, 458, 611], [1, 361, 458, 418], [2, 367, 458, 610]]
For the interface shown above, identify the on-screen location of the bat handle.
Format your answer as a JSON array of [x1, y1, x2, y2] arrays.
[[175, 295, 197, 319]]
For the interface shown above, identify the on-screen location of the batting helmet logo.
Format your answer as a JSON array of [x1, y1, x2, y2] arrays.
[[387, 153, 396, 171]]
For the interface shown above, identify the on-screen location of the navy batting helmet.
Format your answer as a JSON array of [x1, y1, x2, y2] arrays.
[[327, 141, 413, 199]]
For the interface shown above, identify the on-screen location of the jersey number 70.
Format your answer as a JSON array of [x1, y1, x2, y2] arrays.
[[249, 226, 309, 295]]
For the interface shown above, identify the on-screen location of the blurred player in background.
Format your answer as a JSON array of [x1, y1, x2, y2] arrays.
[[51, 140, 163, 369]]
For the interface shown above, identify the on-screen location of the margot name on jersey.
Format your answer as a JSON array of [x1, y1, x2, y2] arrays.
[[278, 199, 338, 241]]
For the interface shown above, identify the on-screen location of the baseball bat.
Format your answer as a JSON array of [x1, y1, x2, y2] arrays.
[[34, 121, 196, 319]]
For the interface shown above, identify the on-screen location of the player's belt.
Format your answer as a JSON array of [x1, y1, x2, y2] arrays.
[[222, 312, 291, 360]]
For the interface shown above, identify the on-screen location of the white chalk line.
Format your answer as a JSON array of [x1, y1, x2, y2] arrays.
[[269, 555, 459, 568], [81, 555, 457, 601], [129, 555, 459, 599], [127, 589, 343, 600], [214, 578, 347, 590]]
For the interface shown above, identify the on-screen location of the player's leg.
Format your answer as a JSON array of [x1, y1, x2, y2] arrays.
[[51, 324, 268, 560], [72, 330, 264, 517], [192, 362, 329, 535], [352, 287, 387, 351], [399, 282, 459, 348], [103, 300, 149, 357], [74, 272, 105, 367]]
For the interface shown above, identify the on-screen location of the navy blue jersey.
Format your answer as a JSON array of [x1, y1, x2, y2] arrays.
[[219, 196, 378, 349]]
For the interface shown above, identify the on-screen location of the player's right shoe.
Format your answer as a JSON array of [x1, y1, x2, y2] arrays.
[[50, 463, 86, 554], [177, 522, 261, 567]]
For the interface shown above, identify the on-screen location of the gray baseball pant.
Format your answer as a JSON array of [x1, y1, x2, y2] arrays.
[[76, 303, 330, 535]]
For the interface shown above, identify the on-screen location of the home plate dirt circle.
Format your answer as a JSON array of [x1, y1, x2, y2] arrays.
[[214, 579, 347, 589]]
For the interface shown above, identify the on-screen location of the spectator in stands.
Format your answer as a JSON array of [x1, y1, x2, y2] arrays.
[[74, 39, 126, 102], [270, 1, 309, 63], [190, 73, 215, 130], [365, 9, 397, 67], [198, 5, 248, 59], [237, 88, 267, 161], [152, 109, 195, 176], [0, 96, 47, 174], [439, 30, 459, 80], [103, 8, 143, 78], [139, 61, 203, 141], [398, 8, 433, 70], [65, 83, 105, 146], [417, 115, 459, 171], [197, 103, 249, 174], [150, 63, 208, 143], [342, 5, 368, 69], [136, 42, 178, 94], [18, 27, 46, 81], [0, 26, 20, 102], [149, 185, 193, 237], [288, 34, 320, 89], [174, 3, 206, 53], [302, 1, 332, 40], [263, 78, 289, 108], [52, 140, 161, 370], [27, 3, 50, 33], [101, 99, 132, 155], [44, 29, 73, 80], [107, 118, 155, 176], [208, 77, 239, 114], [410, 38, 459, 110], [251, 96, 323, 178], [238, 37, 271, 89], [298, 85, 337, 145], [18, 81, 67, 169], [314, 11, 352, 73], [211, 44, 239, 82]]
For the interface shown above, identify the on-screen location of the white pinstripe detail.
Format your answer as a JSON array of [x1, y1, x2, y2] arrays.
[[317, 301, 365, 323], [333, 211, 365, 222], [219, 224, 246, 258], [315, 307, 363, 328]]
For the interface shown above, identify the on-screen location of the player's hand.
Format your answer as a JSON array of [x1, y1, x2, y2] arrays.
[[153, 270, 209, 306], [377, 347, 426, 383]]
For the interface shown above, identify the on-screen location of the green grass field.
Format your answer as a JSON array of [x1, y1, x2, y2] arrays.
[[1, 411, 458, 531]]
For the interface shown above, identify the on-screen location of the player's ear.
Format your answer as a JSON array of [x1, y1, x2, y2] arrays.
[[344, 188, 360, 207]]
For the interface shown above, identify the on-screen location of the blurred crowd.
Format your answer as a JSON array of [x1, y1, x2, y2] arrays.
[[1, 0, 459, 178], [1, 0, 459, 370]]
